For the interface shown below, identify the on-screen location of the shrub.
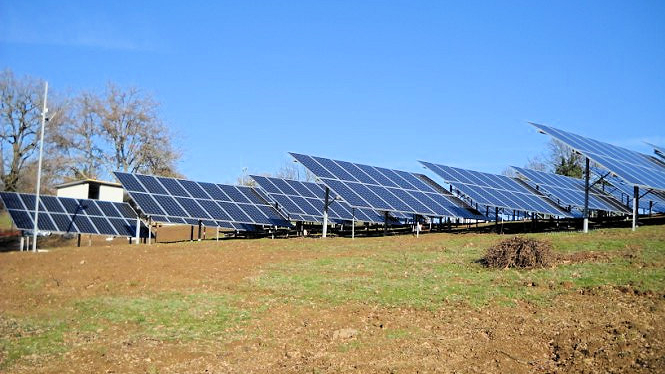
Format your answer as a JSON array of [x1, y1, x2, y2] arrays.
[[483, 236, 553, 269]]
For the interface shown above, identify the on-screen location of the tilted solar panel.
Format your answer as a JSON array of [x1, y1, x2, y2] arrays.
[[0, 192, 146, 237], [590, 167, 665, 213], [289, 153, 486, 220], [646, 142, 665, 162], [511, 166, 630, 214], [114, 172, 291, 230], [530, 123, 665, 191], [250, 175, 400, 223], [419, 161, 573, 217]]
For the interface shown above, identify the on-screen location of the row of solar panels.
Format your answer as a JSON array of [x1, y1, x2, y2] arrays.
[[2, 124, 663, 236], [0, 192, 147, 237]]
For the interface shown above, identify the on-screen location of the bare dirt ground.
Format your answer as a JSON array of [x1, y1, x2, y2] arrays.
[[1, 230, 664, 373]]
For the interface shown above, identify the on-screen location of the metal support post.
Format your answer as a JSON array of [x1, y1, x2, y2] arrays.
[[32, 82, 48, 253], [583, 158, 590, 233], [216, 226, 219, 241], [632, 186, 639, 231], [147, 217, 152, 245], [322, 187, 330, 238], [351, 208, 355, 239], [19, 237, 24, 251], [383, 211, 389, 236], [495, 207, 499, 233], [197, 220, 202, 241], [135, 215, 141, 244]]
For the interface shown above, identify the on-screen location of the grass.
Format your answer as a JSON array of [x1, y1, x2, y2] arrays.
[[254, 226, 665, 309], [1, 292, 249, 369], [1, 225, 664, 370]]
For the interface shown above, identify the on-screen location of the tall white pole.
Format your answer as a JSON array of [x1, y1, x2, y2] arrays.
[[32, 82, 48, 253]]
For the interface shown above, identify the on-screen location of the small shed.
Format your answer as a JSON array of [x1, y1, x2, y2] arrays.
[[55, 179, 124, 202]]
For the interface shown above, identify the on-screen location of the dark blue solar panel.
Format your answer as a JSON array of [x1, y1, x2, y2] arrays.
[[113, 172, 291, 228], [420, 161, 570, 217], [218, 202, 251, 222], [270, 178, 299, 195], [0, 192, 24, 210], [113, 202, 137, 219], [7, 210, 32, 229], [286, 180, 317, 198], [237, 186, 266, 205], [251, 176, 282, 194], [132, 193, 166, 216], [41, 195, 65, 213], [198, 182, 230, 201], [157, 177, 190, 197], [346, 182, 393, 210], [109, 218, 134, 236], [59, 198, 81, 214], [72, 215, 97, 234], [320, 178, 369, 208], [272, 194, 303, 214], [95, 201, 122, 217], [218, 185, 250, 204], [78, 199, 103, 216], [178, 180, 210, 199], [198, 200, 232, 221], [136, 174, 168, 194], [290, 153, 335, 178], [50, 213, 76, 232], [288, 196, 321, 216], [531, 123, 665, 191], [153, 195, 187, 216], [237, 204, 270, 224], [19, 194, 46, 212], [89, 216, 117, 235], [175, 197, 210, 219], [313, 157, 357, 181], [115, 172, 146, 192]]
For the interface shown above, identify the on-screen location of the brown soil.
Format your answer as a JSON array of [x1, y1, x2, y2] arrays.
[[1, 238, 664, 373]]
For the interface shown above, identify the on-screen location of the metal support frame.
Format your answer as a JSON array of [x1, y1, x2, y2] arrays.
[[135, 215, 140, 245], [322, 187, 330, 238], [495, 207, 499, 233], [583, 158, 590, 233], [383, 211, 388, 236], [216, 225, 220, 241], [351, 208, 355, 239], [147, 217, 152, 245], [632, 185, 639, 231]]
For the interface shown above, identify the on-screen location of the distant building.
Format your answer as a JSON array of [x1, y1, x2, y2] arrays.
[[55, 179, 124, 202]]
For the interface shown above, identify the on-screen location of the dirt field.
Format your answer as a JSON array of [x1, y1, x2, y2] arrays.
[[1, 226, 664, 373]]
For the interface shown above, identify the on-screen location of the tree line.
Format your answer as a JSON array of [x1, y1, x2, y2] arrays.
[[0, 69, 181, 193]]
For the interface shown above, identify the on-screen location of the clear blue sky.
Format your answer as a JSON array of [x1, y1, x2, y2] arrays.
[[2, 0, 664, 184]]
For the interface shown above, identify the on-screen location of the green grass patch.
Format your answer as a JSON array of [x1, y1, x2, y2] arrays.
[[0, 317, 68, 369], [255, 227, 665, 309], [74, 292, 250, 341]]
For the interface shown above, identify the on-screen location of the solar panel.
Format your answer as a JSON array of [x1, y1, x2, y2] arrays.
[[0, 192, 145, 237], [114, 172, 291, 230], [419, 162, 573, 217], [646, 142, 665, 161], [590, 167, 665, 213], [289, 153, 486, 220], [511, 166, 630, 214], [251, 175, 394, 223], [530, 123, 665, 191]]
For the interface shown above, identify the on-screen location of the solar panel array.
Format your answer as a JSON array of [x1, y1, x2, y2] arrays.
[[531, 123, 665, 191], [289, 153, 486, 220], [591, 167, 665, 213], [511, 167, 630, 214], [420, 161, 573, 217], [250, 175, 404, 223], [114, 172, 290, 231], [0, 192, 145, 237]]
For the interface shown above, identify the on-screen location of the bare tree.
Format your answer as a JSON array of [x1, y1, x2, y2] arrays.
[[74, 83, 181, 179], [0, 70, 68, 192]]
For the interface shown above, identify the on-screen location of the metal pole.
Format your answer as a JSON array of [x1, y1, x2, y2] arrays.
[[19, 236, 24, 251], [383, 212, 388, 236], [135, 215, 140, 245], [147, 217, 151, 245], [495, 207, 499, 233], [632, 186, 639, 231], [322, 187, 329, 238], [216, 226, 219, 241], [351, 208, 355, 239], [32, 82, 48, 252], [583, 158, 590, 233]]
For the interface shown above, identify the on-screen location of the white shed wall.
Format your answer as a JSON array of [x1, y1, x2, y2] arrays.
[[99, 185, 124, 202], [56, 184, 89, 199]]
